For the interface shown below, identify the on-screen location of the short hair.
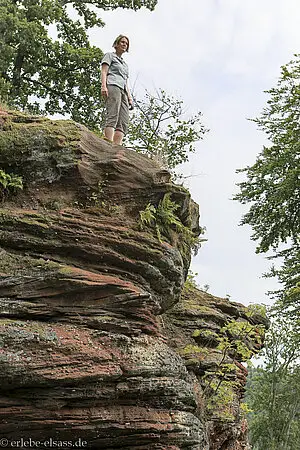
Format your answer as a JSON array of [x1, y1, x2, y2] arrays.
[[113, 35, 130, 52]]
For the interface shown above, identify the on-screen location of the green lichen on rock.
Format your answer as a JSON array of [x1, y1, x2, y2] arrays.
[[193, 328, 220, 347], [179, 344, 210, 358], [0, 246, 62, 276], [0, 113, 81, 183], [0, 320, 58, 348]]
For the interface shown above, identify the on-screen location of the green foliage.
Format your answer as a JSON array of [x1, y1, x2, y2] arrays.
[[202, 318, 265, 422], [86, 178, 108, 207], [139, 193, 205, 257], [139, 193, 179, 241], [240, 401, 252, 415], [235, 54, 300, 447], [153, 192, 185, 241], [0, 1, 156, 129], [268, 246, 300, 326], [234, 54, 300, 325], [246, 318, 300, 450], [234, 55, 300, 253], [206, 379, 236, 421], [246, 303, 267, 319], [0, 169, 23, 199], [1, 3, 207, 172], [184, 270, 199, 291], [184, 270, 210, 293], [217, 320, 265, 363], [125, 88, 208, 169]]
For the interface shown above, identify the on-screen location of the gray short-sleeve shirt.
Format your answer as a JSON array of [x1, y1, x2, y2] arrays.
[[101, 52, 129, 90]]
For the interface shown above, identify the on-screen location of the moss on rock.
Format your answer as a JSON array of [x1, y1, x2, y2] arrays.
[[0, 116, 81, 183]]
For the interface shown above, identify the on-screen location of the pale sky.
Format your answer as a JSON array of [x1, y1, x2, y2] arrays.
[[88, 0, 300, 306]]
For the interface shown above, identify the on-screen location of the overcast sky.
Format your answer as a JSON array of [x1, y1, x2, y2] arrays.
[[89, 0, 299, 306]]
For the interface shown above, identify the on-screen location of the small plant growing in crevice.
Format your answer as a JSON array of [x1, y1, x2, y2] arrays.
[[139, 202, 157, 230], [202, 319, 265, 421], [139, 193, 183, 241], [139, 193, 206, 257], [183, 270, 210, 293], [86, 177, 108, 207], [0, 169, 23, 200], [183, 270, 199, 291]]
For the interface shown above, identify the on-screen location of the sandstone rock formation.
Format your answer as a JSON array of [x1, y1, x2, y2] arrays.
[[0, 110, 267, 449]]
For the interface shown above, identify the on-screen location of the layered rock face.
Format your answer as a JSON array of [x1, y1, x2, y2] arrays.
[[0, 111, 266, 449]]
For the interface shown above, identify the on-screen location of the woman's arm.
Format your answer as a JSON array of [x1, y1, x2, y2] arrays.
[[101, 63, 109, 98], [126, 81, 133, 109]]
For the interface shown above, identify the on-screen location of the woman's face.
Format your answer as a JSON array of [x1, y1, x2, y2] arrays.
[[115, 37, 129, 54]]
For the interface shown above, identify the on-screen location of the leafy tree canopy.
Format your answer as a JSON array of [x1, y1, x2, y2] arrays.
[[246, 318, 300, 450], [234, 54, 300, 318], [126, 88, 208, 169], [235, 55, 300, 254], [0, 0, 157, 129], [1, 1, 207, 172], [237, 56, 300, 448]]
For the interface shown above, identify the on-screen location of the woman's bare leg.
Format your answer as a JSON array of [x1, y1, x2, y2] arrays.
[[104, 126, 114, 141], [113, 130, 124, 145]]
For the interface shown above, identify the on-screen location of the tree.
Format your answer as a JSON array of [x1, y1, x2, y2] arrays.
[[125, 88, 208, 169], [246, 319, 300, 450], [0, 0, 157, 129], [235, 54, 300, 448], [1, 2, 207, 171], [234, 54, 300, 320]]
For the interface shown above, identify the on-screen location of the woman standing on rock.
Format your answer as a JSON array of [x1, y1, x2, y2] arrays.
[[101, 35, 133, 145]]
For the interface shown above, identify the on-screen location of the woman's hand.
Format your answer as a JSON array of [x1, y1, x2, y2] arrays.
[[128, 98, 134, 110], [101, 63, 109, 98], [101, 86, 108, 98]]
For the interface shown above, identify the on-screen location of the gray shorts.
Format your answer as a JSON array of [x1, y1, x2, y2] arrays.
[[105, 84, 129, 134]]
